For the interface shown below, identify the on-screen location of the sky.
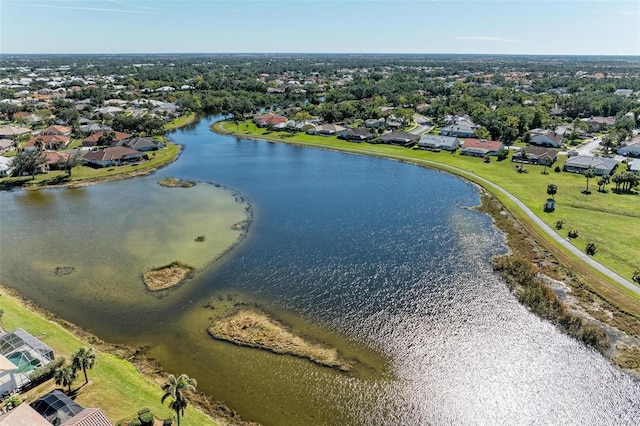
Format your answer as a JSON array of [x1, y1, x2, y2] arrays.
[[1, 0, 639, 55]]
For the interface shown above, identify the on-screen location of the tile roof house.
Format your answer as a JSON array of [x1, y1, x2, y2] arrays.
[[460, 139, 505, 157], [24, 135, 70, 151], [82, 131, 132, 147], [59, 408, 112, 426], [41, 125, 72, 136], [0, 402, 51, 426], [512, 146, 559, 165], [0, 139, 15, 154], [563, 155, 618, 176], [253, 113, 287, 128], [418, 135, 461, 151], [82, 146, 147, 167], [0, 126, 31, 139]]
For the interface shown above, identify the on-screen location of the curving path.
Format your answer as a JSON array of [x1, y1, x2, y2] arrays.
[[409, 157, 640, 295]]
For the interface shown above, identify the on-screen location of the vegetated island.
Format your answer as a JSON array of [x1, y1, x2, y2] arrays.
[[158, 177, 196, 188], [208, 307, 352, 372], [142, 261, 193, 291]]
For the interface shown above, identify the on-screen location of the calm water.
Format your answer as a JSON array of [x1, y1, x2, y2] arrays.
[[1, 116, 639, 425]]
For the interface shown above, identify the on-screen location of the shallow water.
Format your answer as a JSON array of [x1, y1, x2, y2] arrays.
[[1, 116, 639, 425]]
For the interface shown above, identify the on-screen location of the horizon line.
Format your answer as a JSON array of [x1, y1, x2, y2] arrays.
[[1, 52, 640, 58]]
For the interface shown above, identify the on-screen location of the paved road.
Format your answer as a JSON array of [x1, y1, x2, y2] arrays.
[[574, 136, 602, 156], [410, 114, 433, 135], [390, 155, 640, 295]]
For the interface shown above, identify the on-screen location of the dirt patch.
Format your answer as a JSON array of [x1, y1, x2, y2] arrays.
[[208, 308, 351, 371], [142, 262, 193, 291]]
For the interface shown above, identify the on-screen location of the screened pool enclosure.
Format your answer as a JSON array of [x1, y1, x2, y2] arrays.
[[0, 328, 55, 395]]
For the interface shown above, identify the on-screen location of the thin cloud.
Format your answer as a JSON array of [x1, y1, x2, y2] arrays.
[[107, 0, 154, 10], [454, 36, 521, 43], [617, 9, 637, 16]]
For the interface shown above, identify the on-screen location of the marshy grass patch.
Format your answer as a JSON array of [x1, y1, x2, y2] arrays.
[[158, 177, 196, 188], [142, 261, 193, 291]]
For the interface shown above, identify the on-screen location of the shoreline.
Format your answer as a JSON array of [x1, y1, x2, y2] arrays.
[[0, 111, 199, 193], [0, 284, 255, 425], [212, 120, 640, 379]]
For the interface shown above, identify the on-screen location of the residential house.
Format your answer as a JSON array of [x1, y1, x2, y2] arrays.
[[339, 127, 375, 142], [82, 146, 147, 167], [24, 135, 70, 151], [512, 146, 559, 165], [379, 131, 419, 146], [30, 391, 111, 426], [0, 139, 14, 154], [0, 156, 12, 177], [59, 408, 112, 426], [82, 131, 132, 147], [629, 160, 640, 174], [118, 136, 163, 151], [44, 151, 74, 170], [0, 403, 51, 425], [253, 113, 287, 128], [41, 125, 72, 136], [581, 116, 615, 132], [364, 118, 385, 129], [614, 89, 633, 97], [563, 155, 618, 176], [460, 139, 505, 157], [0, 328, 55, 394], [440, 123, 476, 138], [308, 123, 346, 136], [529, 130, 563, 148], [0, 125, 31, 139], [617, 136, 640, 157], [94, 106, 123, 117], [417, 134, 461, 151], [12, 111, 42, 124]]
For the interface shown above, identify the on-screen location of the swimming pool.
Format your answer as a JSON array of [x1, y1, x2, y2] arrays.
[[6, 351, 40, 374]]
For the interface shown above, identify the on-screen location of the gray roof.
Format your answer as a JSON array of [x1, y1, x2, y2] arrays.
[[418, 134, 460, 148], [564, 155, 618, 170], [0, 328, 54, 363], [31, 390, 84, 425]]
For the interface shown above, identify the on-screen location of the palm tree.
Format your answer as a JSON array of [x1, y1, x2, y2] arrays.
[[54, 364, 77, 393], [161, 373, 197, 426], [583, 166, 596, 194], [72, 346, 96, 383]]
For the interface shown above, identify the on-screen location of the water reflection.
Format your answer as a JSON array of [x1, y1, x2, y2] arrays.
[[1, 116, 639, 426]]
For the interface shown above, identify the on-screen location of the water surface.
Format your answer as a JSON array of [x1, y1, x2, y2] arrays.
[[1, 116, 639, 425]]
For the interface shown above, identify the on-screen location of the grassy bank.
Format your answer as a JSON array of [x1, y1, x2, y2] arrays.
[[164, 112, 197, 131], [0, 142, 180, 189], [0, 286, 220, 426], [214, 121, 639, 307], [213, 120, 640, 375]]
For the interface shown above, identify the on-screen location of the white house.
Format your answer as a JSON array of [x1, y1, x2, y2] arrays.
[[418, 135, 460, 151], [0, 156, 13, 177]]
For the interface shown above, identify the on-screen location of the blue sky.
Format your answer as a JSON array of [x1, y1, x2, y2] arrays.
[[1, 0, 639, 55]]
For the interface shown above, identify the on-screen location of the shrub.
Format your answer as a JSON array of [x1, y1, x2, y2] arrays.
[[633, 271, 640, 285], [128, 418, 142, 426], [497, 149, 509, 161], [137, 408, 150, 416], [483, 155, 491, 163], [163, 419, 173, 426], [567, 230, 579, 239], [555, 220, 564, 230], [554, 166, 561, 172], [195, 235, 205, 242], [27, 357, 65, 388], [586, 243, 597, 256], [138, 411, 155, 426]]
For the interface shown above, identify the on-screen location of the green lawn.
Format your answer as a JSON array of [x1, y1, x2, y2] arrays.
[[0, 288, 218, 426], [0, 142, 180, 188], [220, 121, 640, 295], [164, 112, 197, 131]]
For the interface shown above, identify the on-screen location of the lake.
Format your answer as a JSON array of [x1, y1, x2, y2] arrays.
[[1, 116, 639, 425]]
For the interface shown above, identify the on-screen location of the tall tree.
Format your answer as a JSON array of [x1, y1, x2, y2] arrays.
[[547, 183, 557, 200], [11, 150, 47, 180], [161, 373, 197, 426], [72, 346, 96, 383], [583, 167, 596, 194], [54, 364, 77, 393]]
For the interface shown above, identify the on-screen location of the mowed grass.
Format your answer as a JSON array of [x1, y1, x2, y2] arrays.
[[0, 142, 180, 187], [220, 121, 640, 295], [164, 112, 196, 131], [0, 288, 218, 426]]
